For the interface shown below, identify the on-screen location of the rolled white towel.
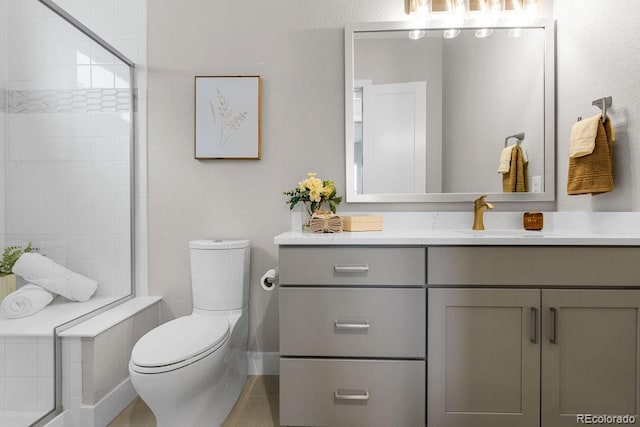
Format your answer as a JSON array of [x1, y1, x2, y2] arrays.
[[13, 253, 98, 302], [1, 284, 54, 318]]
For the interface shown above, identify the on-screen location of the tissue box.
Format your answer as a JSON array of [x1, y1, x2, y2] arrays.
[[342, 215, 383, 232]]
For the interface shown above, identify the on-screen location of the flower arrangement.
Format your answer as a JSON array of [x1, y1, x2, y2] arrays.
[[284, 173, 343, 215]]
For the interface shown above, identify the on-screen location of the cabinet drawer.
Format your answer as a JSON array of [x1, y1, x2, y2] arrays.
[[428, 246, 640, 286], [279, 246, 425, 286], [280, 358, 425, 427], [280, 287, 425, 358]]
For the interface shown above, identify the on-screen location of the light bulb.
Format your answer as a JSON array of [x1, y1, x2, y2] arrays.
[[408, 30, 426, 40], [475, 28, 494, 38], [508, 28, 522, 38], [443, 29, 461, 39]]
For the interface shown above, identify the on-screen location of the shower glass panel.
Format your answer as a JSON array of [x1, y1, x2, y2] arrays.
[[0, 0, 135, 425]]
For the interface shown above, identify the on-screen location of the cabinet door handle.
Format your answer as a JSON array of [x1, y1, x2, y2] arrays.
[[549, 307, 558, 344], [530, 307, 539, 344], [334, 389, 370, 401], [334, 320, 370, 330], [333, 264, 369, 273]]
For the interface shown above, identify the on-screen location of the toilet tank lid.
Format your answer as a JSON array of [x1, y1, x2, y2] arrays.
[[189, 239, 250, 250]]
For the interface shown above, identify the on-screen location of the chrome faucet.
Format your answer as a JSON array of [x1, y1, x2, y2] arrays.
[[473, 195, 494, 230]]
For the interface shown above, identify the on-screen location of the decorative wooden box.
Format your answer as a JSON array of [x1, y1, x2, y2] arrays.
[[342, 215, 384, 232]]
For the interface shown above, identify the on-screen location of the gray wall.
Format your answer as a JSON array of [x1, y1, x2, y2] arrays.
[[148, 0, 408, 353], [554, 0, 640, 211], [148, 0, 640, 353]]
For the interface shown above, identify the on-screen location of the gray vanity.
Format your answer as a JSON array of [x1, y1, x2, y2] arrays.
[[275, 224, 640, 427]]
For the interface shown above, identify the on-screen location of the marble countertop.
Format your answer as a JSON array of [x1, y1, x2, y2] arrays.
[[274, 212, 640, 246]]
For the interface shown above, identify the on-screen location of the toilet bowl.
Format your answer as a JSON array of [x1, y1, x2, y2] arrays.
[[129, 239, 250, 427]]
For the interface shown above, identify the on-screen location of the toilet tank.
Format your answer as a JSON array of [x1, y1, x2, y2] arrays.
[[189, 239, 250, 311]]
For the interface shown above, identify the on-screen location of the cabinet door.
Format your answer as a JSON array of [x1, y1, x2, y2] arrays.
[[542, 290, 640, 427], [428, 288, 541, 427]]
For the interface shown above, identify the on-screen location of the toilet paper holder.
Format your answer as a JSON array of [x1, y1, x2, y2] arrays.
[[261, 266, 279, 291]]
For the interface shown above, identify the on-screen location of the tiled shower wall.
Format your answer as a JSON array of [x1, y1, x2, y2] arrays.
[[0, 336, 54, 413], [51, 0, 150, 296], [5, 0, 132, 297], [3, 0, 147, 297], [0, 0, 147, 417]]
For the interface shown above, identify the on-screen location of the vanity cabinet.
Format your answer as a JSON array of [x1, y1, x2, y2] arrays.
[[427, 247, 640, 427], [278, 246, 426, 427]]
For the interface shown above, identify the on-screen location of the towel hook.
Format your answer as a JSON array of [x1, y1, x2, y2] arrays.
[[504, 132, 525, 147], [591, 96, 612, 123]]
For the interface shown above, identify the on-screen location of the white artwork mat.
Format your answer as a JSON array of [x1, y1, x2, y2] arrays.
[[195, 76, 261, 159]]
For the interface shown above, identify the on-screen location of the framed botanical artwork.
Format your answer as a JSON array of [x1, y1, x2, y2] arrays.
[[194, 76, 261, 159]]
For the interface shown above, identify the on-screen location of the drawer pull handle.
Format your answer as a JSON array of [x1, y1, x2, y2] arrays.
[[334, 320, 370, 330], [334, 389, 370, 401], [334, 264, 369, 273]]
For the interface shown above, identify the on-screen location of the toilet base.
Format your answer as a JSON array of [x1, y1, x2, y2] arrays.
[[152, 355, 247, 427], [130, 309, 248, 427]]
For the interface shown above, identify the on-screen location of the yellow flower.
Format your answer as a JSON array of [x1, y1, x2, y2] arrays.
[[323, 184, 334, 197], [309, 189, 321, 202], [300, 173, 323, 194]]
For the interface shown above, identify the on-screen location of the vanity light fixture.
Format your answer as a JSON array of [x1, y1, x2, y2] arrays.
[[524, 0, 538, 20], [408, 0, 542, 26], [405, 0, 431, 16], [441, 0, 466, 39], [475, 0, 500, 38]]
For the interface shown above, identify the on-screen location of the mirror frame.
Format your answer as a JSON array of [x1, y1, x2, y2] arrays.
[[344, 18, 555, 203]]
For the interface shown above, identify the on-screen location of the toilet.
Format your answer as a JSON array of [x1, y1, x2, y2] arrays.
[[129, 239, 250, 427]]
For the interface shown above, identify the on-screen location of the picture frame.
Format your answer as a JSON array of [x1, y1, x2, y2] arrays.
[[194, 75, 262, 159]]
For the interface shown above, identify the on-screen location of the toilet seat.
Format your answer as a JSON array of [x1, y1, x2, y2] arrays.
[[130, 315, 230, 374]]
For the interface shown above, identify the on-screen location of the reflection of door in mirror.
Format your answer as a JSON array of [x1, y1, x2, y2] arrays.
[[354, 33, 444, 195], [357, 81, 427, 194]]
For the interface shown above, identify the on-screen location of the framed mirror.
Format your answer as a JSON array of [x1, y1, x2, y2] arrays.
[[345, 19, 555, 202]]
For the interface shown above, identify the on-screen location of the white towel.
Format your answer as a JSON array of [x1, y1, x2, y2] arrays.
[[1, 284, 54, 318], [569, 114, 600, 158], [498, 144, 516, 173], [13, 253, 98, 302]]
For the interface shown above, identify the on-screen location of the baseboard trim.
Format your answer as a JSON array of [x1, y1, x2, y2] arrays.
[[248, 351, 279, 375], [79, 377, 137, 427]]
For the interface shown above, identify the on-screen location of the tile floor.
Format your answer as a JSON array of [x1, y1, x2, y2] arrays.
[[108, 375, 279, 427]]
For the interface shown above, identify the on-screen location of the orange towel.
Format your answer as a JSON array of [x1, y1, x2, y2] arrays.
[[567, 117, 614, 195], [502, 145, 528, 192]]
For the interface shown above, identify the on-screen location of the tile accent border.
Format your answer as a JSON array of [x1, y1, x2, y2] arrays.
[[0, 89, 6, 113], [8, 89, 132, 114]]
